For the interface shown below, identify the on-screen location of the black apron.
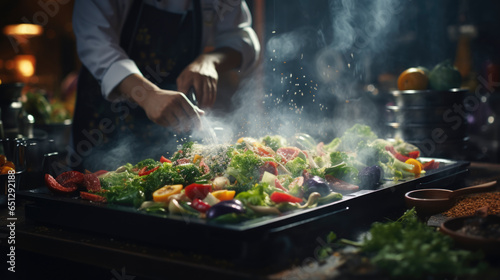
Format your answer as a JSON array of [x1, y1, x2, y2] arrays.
[[72, 0, 202, 172]]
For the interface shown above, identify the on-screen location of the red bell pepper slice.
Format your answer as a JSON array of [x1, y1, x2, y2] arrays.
[[408, 150, 420, 159], [138, 166, 159, 176], [80, 191, 107, 202], [190, 198, 211, 213], [184, 183, 212, 200], [45, 174, 78, 194], [160, 156, 171, 163], [256, 145, 273, 157], [422, 159, 440, 170], [385, 146, 410, 162], [56, 171, 84, 189], [270, 192, 303, 204]]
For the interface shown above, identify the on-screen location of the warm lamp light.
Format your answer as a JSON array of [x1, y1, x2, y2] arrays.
[[15, 55, 36, 78], [3, 24, 43, 37]]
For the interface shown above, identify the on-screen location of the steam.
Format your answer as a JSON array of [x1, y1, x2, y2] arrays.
[[76, 0, 407, 171]]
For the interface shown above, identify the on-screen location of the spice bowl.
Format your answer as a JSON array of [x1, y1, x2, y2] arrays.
[[440, 215, 500, 256]]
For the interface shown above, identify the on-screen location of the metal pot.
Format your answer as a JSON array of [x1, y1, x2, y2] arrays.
[[385, 105, 466, 124], [390, 88, 468, 107], [386, 122, 468, 142]]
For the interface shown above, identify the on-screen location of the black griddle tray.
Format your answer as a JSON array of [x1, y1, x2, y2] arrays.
[[18, 158, 469, 266]]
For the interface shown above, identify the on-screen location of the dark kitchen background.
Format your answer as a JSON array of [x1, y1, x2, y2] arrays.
[[1, 0, 499, 164]]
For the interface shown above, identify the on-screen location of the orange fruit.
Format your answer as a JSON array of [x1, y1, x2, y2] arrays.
[[397, 67, 429, 90]]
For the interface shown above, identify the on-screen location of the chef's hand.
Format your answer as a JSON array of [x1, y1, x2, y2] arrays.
[[117, 74, 203, 133], [177, 47, 243, 108]]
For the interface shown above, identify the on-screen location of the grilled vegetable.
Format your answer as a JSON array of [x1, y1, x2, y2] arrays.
[[206, 200, 245, 219], [304, 176, 332, 198], [184, 183, 212, 200], [152, 184, 183, 202], [358, 165, 382, 190], [270, 192, 303, 204], [45, 174, 78, 194]]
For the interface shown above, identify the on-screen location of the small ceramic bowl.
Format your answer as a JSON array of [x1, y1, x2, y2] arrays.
[[440, 215, 500, 256], [405, 188, 455, 218]]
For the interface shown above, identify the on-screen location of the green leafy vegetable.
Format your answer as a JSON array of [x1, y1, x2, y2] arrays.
[[285, 157, 307, 177], [134, 158, 158, 170], [227, 150, 264, 185], [235, 183, 269, 206], [261, 135, 287, 151], [137, 163, 184, 199], [339, 124, 378, 151], [103, 184, 145, 208], [171, 142, 194, 161], [174, 163, 202, 185], [351, 208, 487, 278]]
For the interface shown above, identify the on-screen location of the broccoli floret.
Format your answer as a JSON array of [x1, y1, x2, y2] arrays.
[[199, 144, 234, 176], [324, 163, 359, 184], [323, 137, 341, 153], [175, 163, 202, 185], [313, 155, 329, 168], [261, 135, 287, 151], [378, 156, 423, 181], [227, 150, 264, 184], [138, 163, 184, 199], [134, 158, 158, 169], [285, 157, 307, 177], [309, 167, 326, 179], [356, 140, 393, 167], [330, 151, 349, 165], [339, 124, 378, 151], [171, 141, 195, 161], [226, 182, 254, 194]]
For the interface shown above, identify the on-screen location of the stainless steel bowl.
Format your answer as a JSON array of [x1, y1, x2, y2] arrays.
[[386, 105, 466, 124], [391, 88, 468, 107], [386, 122, 468, 141]]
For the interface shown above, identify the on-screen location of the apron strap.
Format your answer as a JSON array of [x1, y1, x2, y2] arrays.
[[120, 0, 144, 53], [192, 0, 202, 57]]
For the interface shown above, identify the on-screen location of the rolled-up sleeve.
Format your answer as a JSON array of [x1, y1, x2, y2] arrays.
[[212, 0, 261, 75], [73, 0, 142, 100]]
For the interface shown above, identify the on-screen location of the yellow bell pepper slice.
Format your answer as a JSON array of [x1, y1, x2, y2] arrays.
[[404, 158, 422, 175], [153, 184, 183, 202], [211, 190, 236, 201]]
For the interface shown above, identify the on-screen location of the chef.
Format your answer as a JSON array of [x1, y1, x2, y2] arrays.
[[71, 0, 260, 171]]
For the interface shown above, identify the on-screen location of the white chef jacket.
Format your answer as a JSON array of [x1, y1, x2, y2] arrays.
[[72, 0, 260, 100]]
